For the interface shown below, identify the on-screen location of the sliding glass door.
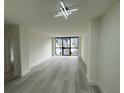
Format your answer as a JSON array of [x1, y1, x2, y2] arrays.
[[55, 37, 79, 56]]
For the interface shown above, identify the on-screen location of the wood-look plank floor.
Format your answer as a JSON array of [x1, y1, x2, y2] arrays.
[[5, 56, 100, 93]]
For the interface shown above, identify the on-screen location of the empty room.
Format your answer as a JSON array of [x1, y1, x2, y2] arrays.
[[4, 0, 120, 93]]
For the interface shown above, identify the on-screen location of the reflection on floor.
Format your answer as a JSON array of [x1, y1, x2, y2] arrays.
[[5, 56, 102, 93]]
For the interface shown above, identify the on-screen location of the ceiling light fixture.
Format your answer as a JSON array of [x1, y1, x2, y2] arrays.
[[54, 0, 78, 19], [60, 1, 68, 16], [60, 8, 68, 19]]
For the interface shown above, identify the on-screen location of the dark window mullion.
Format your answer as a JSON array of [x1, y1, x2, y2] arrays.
[[61, 37, 63, 56], [69, 37, 71, 56]]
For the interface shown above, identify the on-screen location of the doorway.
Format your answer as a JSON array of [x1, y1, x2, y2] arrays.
[[4, 38, 15, 82], [55, 37, 79, 56], [4, 25, 21, 82]]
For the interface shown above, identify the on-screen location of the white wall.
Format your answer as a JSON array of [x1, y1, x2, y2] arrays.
[[99, 1, 120, 93], [81, 19, 99, 82], [89, 19, 99, 82], [19, 26, 30, 76], [6, 26, 52, 76], [28, 31, 52, 68], [81, 29, 91, 80]]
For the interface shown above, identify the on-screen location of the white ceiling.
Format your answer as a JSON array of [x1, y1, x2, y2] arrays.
[[5, 0, 118, 36]]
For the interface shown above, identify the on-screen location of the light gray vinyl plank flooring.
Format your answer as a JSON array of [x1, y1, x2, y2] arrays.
[[5, 56, 101, 93]]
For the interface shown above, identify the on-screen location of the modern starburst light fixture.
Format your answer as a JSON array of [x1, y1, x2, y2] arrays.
[[54, 0, 78, 19]]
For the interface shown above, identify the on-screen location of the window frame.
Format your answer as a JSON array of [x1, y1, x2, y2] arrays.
[[55, 37, 79, 56]]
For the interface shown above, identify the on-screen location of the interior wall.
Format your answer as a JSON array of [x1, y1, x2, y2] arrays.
[[5, 26, 53, 76], [89, 19, 99, 82], [28, 31, 52, 68], [81, 29, 91, 80], [99, 1, 120, 93], [19, 26, 30, 76], [81, 19, 99, 82]]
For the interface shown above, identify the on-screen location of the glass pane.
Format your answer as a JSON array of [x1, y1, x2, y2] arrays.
[[63, 49, 70, 55], [63, 38, 70, 47], [56, 38, 62, 47], [71, 49, 78, 56], [71, 38, 78, 47], [56, 48, 62, 55]]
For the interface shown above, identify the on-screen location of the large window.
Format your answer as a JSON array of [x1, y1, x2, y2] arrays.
[[55, 37, 79, 56]]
